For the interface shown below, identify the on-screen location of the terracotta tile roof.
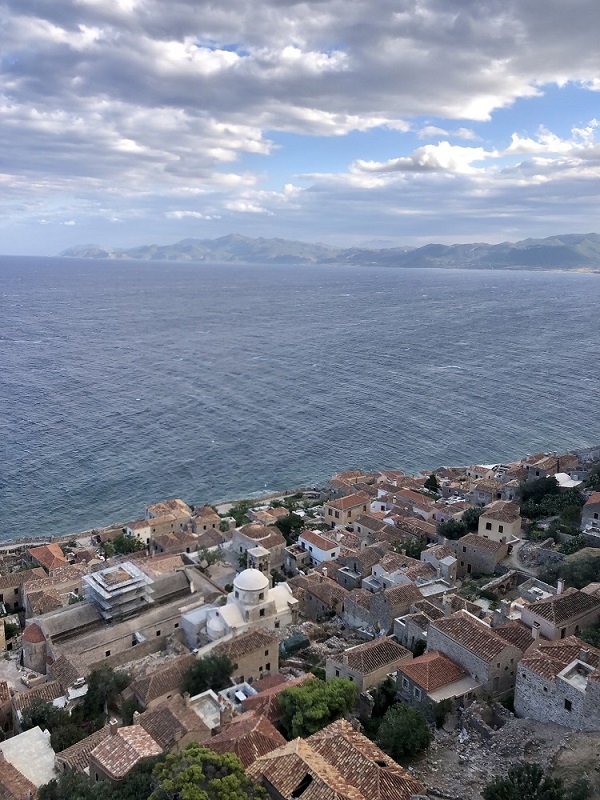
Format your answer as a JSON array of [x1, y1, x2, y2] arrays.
[[251, 673, 288, 693], [333, 638, 411, 674], [258, 531, 286, 550], [346, 589, 372, 610], [520, 635, 600, 681], [137, 694, 210, 750], [326, 492, 370, 511], [146, 499, 192, 519], [13, 680, 64, 713], [131, 654, 196, 707], [212, 629, 278, 662], [196, 529, 224, 549], [238, 523, 273, 541], [0, 681, 10, 705], [289, 574, 348, 608], [383, 583, 422, 608], [0, 753, 38, 800], [49, 654, 87, 692], [300, 530, 339, 551], [241, 674, 312, 722], [425, 545, 455, 560], [308, 719, 426, 800], [527, 587, 600, 626], [457, 533, 507, 553], [480, 501, 521, 523], [494, 621, 534, 652], [431, 611, 515, 663], [248, 736, 367, 800], [25, 588, 63, 616], [56, 725, 112, 772], [194, 506, 221, 521], [392, 489, 435, 507], [0, 568, 46, 591], [585, 492, 600, 506], [90, 725, 162, 780], [152, 530, 197, 550], [206, 712, 286, 767], [21, 623, 45, 644], [27, 544, 67, 571], [398, 651, 467, 692]]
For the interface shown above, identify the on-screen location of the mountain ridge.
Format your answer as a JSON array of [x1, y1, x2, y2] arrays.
[[59, 232, 600, 271]]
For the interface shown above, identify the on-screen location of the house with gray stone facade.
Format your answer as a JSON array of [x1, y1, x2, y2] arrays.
[[514, 636, 600, 730], [427, 610, 523, 696], [582, 492, 600, 529], [520, 586, 600, 641], [325, 637, 412, 691], [447, 533, 507, 578], [397, 650, 481, 719]]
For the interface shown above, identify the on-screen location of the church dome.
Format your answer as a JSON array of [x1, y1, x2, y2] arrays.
[[207, 613, 225, 640], [234, 568, 269, 592]]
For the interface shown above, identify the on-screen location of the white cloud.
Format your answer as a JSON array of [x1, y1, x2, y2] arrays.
[[353, 142, 495, 174]]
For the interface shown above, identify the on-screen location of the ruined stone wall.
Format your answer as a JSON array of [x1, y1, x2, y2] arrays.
[[515, 665, 600, 731]]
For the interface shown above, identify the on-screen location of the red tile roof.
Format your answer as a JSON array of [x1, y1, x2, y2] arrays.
[[27, 543, 67, 571], [431, 611, 516, 662], [398, 651, 467, 692], [90, 726, 162, 780], [527, 587, 600, 625], [331, 638, 411, 675], [326, 493, 370, 511], [206, 712, 286, 767]]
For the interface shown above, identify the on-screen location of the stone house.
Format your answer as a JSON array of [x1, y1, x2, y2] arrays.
[[0, 568, 46, 613], [135, 694, 212, 752], [421, 544, 458, 583], [342, 589, 373, 629], [514, 636, 600, 730], [232, 524, 286, 569], [130, 653, 197, 710], [469, 479, 506, 507], [151, 529, 198, 555], [212, 629, 279, 684], [582, 492, 600, 529], [55, 725, 113, 773], [337, 543, 388, 579], [345, 583, 422, 634], [397, 651, 481, 719], [287, 573, 348, 621], [247, 719, 425, 800], [88, 725, 162, 783], [427, 610, 523, 695], [325, 636, 412, 691], [146, 498, 193, 523], [323, 492, 370, 528], [206, 712, 286, 768], [520, 586, 600, 641], [447, 533, 508, 578], [26, 544, 68, 573], [352, 513, 389, 541], [191, 506, 221, 532], [394, 599, 446, 650], [477, 501, 522, 542]]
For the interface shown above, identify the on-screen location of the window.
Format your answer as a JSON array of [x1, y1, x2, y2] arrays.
[[105, 650, 111, 657], [348, 510, 351, 517], [335, 511, 339, 519], [560, 628, 566, 639], [335, 669, 340, 677], [235, 591, 239, 599], [328, 509, 332, 516], [564, 699, 572, 711], [308, 546, 313, 552], [259, 592, 264, 600], [402, 677, 409, 690], [266, 662, 270, 671], [259, 609, 265, 617], [414, 687, 421, 700], [462, 546, 467, 553], [543, 686, 548, 693], [485, 522, 492, 531], [265, 649, 269, 656], [275, 621, 280, 629], [331, 553, 335, 558], [174, 623, 179, 629], [156, 630, 161, 637], [498, 525, 504, 534]]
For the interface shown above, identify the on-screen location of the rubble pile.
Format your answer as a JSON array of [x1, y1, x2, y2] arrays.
[[411, 706, 575, 800]]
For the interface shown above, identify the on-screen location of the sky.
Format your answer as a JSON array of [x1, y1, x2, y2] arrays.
[[1, 0, 600, 255]]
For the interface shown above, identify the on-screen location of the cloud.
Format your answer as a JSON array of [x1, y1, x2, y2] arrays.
[[353, 142, 495, 174], [2, 1, 600, 250]]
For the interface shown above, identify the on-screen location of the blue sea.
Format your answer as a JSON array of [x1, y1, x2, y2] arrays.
[[2, 256, 599, 541]]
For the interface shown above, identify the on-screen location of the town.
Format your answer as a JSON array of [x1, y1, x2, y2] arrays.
[[2, 445, 600, 800]]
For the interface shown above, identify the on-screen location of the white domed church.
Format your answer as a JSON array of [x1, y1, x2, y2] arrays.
[[182, 546, 298, 648]]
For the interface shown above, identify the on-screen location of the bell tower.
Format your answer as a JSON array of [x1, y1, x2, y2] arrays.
[[247, 545, 272, 585]]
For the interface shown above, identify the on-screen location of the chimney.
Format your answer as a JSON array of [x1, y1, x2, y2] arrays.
[[580, 648, 589, 664], [133, 710, 140, 723], [532, 624, 540, 641], [109, 719, 119, 735], [322, 567, 327, 578], [557, 579, 565, 595], [442, 593, 452, 617], [183, 691, 190, 707]]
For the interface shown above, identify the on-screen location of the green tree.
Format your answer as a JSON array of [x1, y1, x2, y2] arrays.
[[437, 518, 467, 540], [181, 654, 234, 697], [482, 762, 565, 800], [50, 722, 87, 752], [579, 623, 600, 649], [229, 501, 254, 527], [376, 704, 431, 760], [111, 533, 146, 555], [150, 743, 265, 800], [433, 699, 453, 729], [558, 535, 587, 555], [3, 620, 19, 639], [393, 540, 427, 559], [83, 665, 131, 720], [520, 477, 560, 504], [424, 474, 439, 492], [275, 513, 304, 542], [39, 769, 109, 800], [21, 699, 71, 734], [412, 639, 426, 657], [462, 507, 484, 531], [279, 677, 358, 738]]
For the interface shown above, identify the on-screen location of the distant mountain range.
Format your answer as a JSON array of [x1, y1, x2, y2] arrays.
[[59, 232, 600, 270]]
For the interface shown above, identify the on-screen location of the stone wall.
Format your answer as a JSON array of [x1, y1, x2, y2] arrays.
[[515, 663, 600, 731]]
